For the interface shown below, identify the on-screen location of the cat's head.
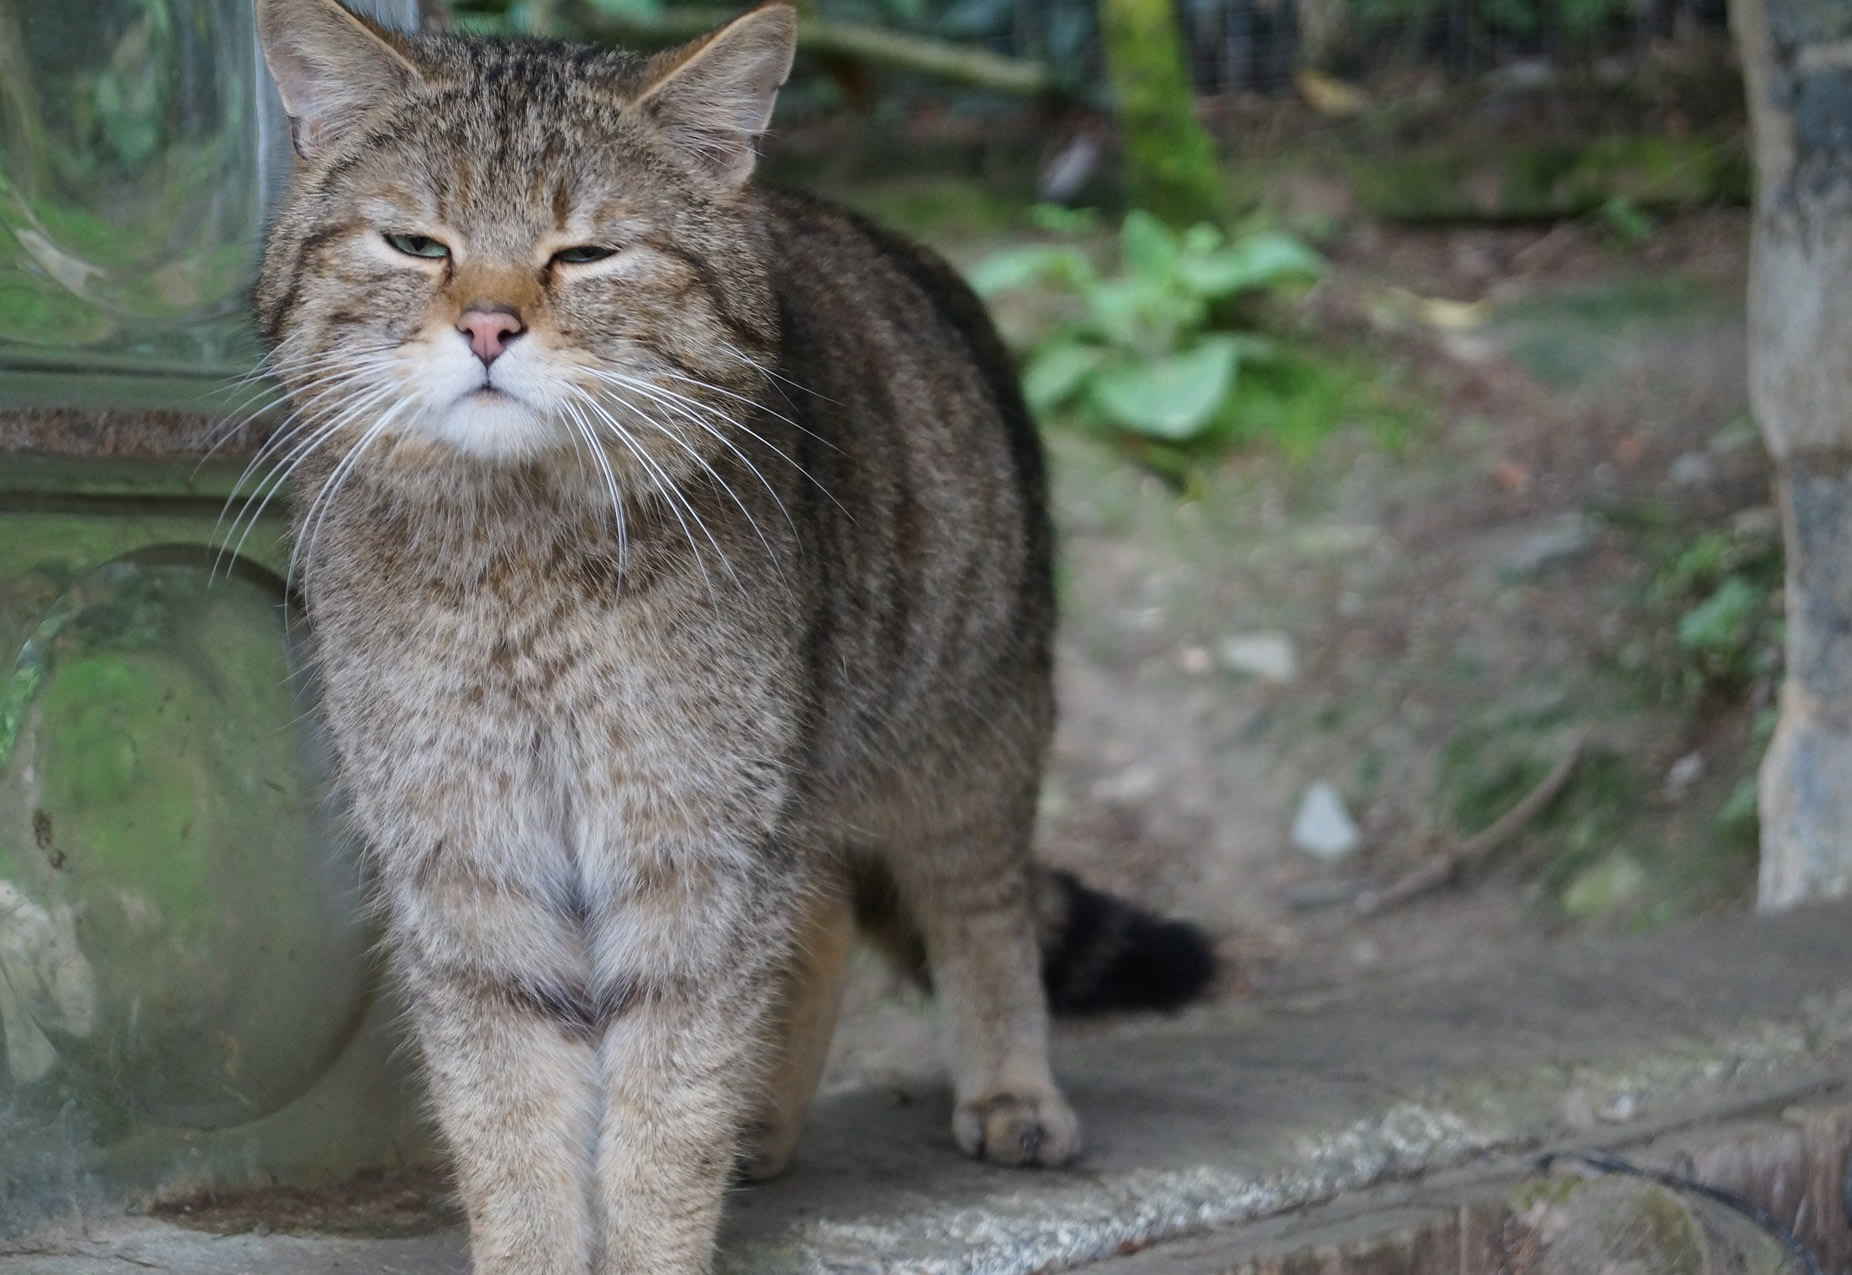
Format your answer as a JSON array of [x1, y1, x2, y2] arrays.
[[253, 0, 794, 474]]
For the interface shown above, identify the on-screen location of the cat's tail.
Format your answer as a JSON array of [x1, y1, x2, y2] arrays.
[[1033, 868, 1219, 1016], [854, 863, 1219, 1015]]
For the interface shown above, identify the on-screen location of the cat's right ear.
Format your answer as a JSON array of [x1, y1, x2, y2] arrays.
[[257, 0, 420, 159]]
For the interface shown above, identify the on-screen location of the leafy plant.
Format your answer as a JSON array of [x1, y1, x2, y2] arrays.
[[1653, 530, 1783, 696], [970, 209, 1324, 442]]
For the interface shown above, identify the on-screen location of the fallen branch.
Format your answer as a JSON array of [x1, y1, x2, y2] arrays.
[[1355, 733, 1587, 916], [571, 6, 1059, 96]]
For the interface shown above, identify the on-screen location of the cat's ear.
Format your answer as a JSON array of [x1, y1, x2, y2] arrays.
[[634, 3, 798, 187], [257, 0, 420, 159]]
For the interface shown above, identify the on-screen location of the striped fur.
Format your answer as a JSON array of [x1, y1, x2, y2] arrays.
[[252, 3, 1212, 1271]]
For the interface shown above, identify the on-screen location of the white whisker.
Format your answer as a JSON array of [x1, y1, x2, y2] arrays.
[[216, 375, 400, 578], [292, 395, 415, 586], [589, 377, 785, 569], [557, 399, 629, 586], [586, 367, 853, 524], [568, 387, 729, 604]]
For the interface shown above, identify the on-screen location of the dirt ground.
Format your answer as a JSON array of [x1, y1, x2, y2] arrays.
[[822, 204, 1767, 1089]]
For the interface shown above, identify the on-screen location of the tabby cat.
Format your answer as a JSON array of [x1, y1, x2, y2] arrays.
[[251, 1, 1215, 1269]]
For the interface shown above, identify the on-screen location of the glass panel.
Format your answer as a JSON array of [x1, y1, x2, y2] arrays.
[[0, 0, 418, 385], [0, 553, 368, 1138]]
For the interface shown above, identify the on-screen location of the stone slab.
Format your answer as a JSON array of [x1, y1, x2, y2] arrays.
[[8, 902, 1852, 1274]]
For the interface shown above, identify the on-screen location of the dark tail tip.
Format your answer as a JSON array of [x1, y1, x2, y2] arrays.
[[1039, 870, 1219, 1016]]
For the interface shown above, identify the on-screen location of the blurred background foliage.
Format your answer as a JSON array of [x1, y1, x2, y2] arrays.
[[448, 0, 1731, 95], [437, 0, 1739, 480]]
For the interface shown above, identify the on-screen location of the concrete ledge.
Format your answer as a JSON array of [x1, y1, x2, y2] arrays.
[[8, 902, 1852, 1274]]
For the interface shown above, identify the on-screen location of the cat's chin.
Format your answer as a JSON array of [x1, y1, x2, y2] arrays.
[[416, 390, 567, 462]]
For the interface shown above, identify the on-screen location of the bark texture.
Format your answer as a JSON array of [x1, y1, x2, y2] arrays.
[[1731, 0, 1852, 907], [1099, 0, 1229, 228]]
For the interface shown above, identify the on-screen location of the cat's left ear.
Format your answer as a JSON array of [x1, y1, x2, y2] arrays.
[[634, 3, 798, 187]]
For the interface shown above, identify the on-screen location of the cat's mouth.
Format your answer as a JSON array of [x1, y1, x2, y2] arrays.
[[414, 383, 558, 461]]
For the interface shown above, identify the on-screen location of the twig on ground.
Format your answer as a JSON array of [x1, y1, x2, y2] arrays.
[[1354, 732, 1586, 916]]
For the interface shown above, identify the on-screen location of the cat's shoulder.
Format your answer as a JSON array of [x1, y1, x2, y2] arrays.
[[754, 186, 1003, 343], [756, 188, 955, 288]]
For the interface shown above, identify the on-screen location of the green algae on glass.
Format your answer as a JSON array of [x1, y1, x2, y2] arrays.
[[0, 557, 368, 1132]]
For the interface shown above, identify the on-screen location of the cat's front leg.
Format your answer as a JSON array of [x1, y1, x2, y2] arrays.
[[586, 857, 794, 1275], [390, 871, 602, 1275]]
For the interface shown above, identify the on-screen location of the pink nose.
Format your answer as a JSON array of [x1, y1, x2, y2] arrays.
[[456, 307, 525, 365]]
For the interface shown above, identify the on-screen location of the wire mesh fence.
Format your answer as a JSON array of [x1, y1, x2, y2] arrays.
[[1189, 0, 1729, 94], [919, 0, 1733, 96]]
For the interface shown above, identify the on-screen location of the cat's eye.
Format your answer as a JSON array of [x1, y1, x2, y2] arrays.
[[552, 245, 617, 265], [384, 232, 451, 260]]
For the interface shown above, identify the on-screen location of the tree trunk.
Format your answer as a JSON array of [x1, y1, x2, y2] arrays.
[[1729, 0, 1852, 908], [1098, 0, 1228, 228]]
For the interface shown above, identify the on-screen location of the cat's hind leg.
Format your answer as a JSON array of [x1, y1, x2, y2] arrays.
[[886, 789, 1081, 1168], [738, 873, 856, 1181]]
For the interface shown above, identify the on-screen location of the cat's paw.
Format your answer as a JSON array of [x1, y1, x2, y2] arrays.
[[953, 1089, 1082, 1167], [736, 1120, 800, 1182]]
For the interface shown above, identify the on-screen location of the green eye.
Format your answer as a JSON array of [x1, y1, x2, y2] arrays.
[[384, 232, 450, 259], [552, 245, 617, 265]]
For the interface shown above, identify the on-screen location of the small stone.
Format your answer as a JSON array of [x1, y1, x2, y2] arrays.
[[1708, 415, 1759, 455], [1216, 633, 1298, 683], [1501, 513, 1592, 579], [1664, 751, 1705, 801], [1668, 451, 1716, 486], [1559, 1086, 1597, 1130], [1092, 764, 1161, 804], [1597, 1092, 1639, 1122], [1731, 504, 1779, 542], [1489, 57, 1555, 90], [1562, 853, 1646, 919], [1440, 331, 1498, 365], [1285, 880, 1361, 911], [1294, 523, 1381, 556], [1291, 782, 1361, 861]]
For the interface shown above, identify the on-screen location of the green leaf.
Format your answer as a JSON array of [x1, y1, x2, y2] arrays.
[[1178, 231, 1325, 298], [1077, 275, 1155, 348], [1226, 333, 1282, 362], [1087, 337, 1240, 440], [1120, 210, 1180, 281], [1028, 204, 1102, 235], [1180, 223, 1225, 255], [1678, 575, 1761, 655], [1600, 194, 1654, 244], [1021, 342, 1106, 414], [1078, 273, 1205, 354], [967, 245, 1093, 296]]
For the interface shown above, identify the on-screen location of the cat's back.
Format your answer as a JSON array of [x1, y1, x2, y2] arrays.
[[756, 190, 1034, 458], [755, 186, 1048, 587], [748, 189, 1055, 779]]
